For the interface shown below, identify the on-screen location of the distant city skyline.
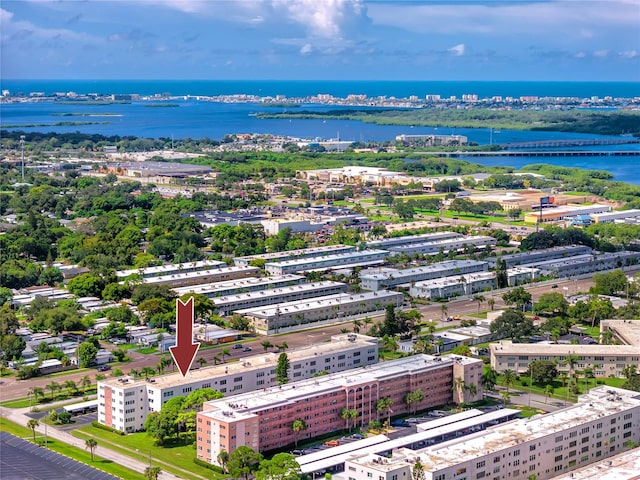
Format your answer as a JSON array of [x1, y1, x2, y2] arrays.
[[1, 0, 639, 81]]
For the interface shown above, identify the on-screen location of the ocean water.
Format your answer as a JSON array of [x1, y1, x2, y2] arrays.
[[1, 80, 639, 184], [2, 80, 640, 99]]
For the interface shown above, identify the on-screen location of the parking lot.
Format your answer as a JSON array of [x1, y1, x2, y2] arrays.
[[0, 431, 119, 480]]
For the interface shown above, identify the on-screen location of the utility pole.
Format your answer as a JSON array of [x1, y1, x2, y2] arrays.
[[20, 135, 25, 181]]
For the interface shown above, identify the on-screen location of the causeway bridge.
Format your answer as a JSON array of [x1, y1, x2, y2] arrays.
[[502, 138, 639, 149]]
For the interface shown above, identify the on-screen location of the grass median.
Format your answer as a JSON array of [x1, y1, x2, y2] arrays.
[[72, 424, 220, 480]]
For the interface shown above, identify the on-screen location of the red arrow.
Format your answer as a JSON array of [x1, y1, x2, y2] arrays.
[[169, 297, 200, 377]]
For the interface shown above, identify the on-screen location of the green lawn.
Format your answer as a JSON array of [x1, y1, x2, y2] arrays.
[[136, 347, 159, 355], [73, 425, 221, 480], [0, 389, 97, 409], [498, 374, 628, 403], [0, 417, 147, 480]]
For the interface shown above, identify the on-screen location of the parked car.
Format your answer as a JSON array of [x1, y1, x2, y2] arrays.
[[291, 449, 305, 456], [243, 346, 252, 352], [324, 440, 340, 447], [97, 365, 111, 372], [351, 433, 364, 440], [233, 344, 243, 349]]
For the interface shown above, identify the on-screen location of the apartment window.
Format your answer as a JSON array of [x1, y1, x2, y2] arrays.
[[294, 364, 302, 370], [581, 446, 589, 453], [513, 449, 520, 456], [182, 387, 192, 393], [569, 441, 577, 448], [554, 455, 563, 462], [554, 465, 563, 472], [555, 435, 563, 443], [581, 427, 590, 434], [257, 372, 265, 378], [529, 445, 536, 452], [476, 472, 485, 479], [623, 422, 632, 429], [435, 475, 445, 480], [220, 380, 227, 385], [163, 391, 174, 398], [234, 376, 243, 383], [568, 451, 576, 458], [624, 431, 632, 439], [529, 455, 536, 462], [569, 431, 578, 438], [513, 460, 520, 467], [624, 413, 632, 420], [493, 457, 500, 463], [476, 461, 485, 469], [582, 436, 589, 444]]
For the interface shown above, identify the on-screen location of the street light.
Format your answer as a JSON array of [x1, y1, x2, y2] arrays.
[[20, 135, 25, 181]]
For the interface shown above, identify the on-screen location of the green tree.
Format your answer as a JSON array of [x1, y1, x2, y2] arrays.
[[228, 446, 263, 480], [276, 353, 290, 385], [482, 365, 498, 391], [144, 466, 161, 480], [502, 287, 532, 312], [217, 450, 230, 473], [340, 408, 358, 432], [85, 438, 98, 461], [291, 419, 307, 447], [534, 293, 569, 317], [412, 459, 426, 480], [489, 309, 536, 340], [472, 294, 486, 313], [256, 453, 300, 480], [27, 418, 39, 441], [261, 340, 273, 352], [78, 341, 98, 368], [376, 397, 393, 426], [592, 270, 628, 296], [382, 304, 399, 336], [526, 360, 558, 385], [495, 258, 509, 289], [502, 369, 516, 392], [67, 273, 104, 297], [544, 384, 554, 403]]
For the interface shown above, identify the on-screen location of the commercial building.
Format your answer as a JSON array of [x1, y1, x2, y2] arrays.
[[486, 246, 593, 268], [138, 266, 260, 288], [196, 354, 483, 464], [409, 267, 538, 300], [171, 275, 306, 299], [344, 386, 640, 480], [97, 333, 380, 433], [366, 232, 462, 251], [234, 245, 356, 266], [265, 250, 389, 275], [524, 204, 612, 224], [395, 134, 468, 146], [590, 209, 640, 224], [535, 251, 640, 278], [490, 341, 640, 377], [236, 290, 404, 335], [385, 235, 496, 256], [359, 260, 489, 291], [260, 215, 369, 236], [115, 260, 225, 280], [210, 281, 348, 315]]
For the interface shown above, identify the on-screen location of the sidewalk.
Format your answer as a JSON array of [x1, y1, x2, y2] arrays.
[[0, 405, 183, 480]]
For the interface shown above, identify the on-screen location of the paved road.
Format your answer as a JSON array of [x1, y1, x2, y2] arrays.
[[0, 274, 614, 402]]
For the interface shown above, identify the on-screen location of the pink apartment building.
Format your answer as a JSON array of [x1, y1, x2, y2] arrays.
[[196, 354, 482, 465]]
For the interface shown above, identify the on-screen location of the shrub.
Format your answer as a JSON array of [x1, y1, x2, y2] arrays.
[[193, 458, 224, 473], [91, 421, 125, 435]]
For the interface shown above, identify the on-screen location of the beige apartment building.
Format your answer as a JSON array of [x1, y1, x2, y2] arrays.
[[98, 333, 379, 432], [344, 386, 640, 480]]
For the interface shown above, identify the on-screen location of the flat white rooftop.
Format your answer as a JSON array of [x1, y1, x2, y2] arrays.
[[201, 355, 472, 416], [171, 274, 304, 297], [388, 235, 496, 252], [265, 249, 389, 268], [360, 260, 488, 281], [601, 319, 640, 346], [234, 290, 402, 317], [549, 447, 640, 480], [211, 281, 346, 306], [234, 245, 355, 263], [142, 266, 259, 285], [491, 340, 640, 356], [116, 259, 225, 278], [416, 387, 640, 471], [101, 333, 378, 390]]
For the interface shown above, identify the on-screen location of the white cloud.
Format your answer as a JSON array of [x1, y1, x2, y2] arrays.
[[271, 0, 364, 38], [619, 50, 638, 58], [300, 43, 313, 55], [448, 43, 465, 56], [574, 51, 587, 58], [594, 49, 610, 58]]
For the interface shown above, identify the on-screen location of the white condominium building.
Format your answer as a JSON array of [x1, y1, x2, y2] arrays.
[[97, 333, 380, 433], [345, 386, 640, 480]]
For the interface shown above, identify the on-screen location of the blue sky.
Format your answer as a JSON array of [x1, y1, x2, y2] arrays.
[[1, 0, 639, 81]]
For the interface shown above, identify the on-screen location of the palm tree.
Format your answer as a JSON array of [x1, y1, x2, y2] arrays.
[[473, 294, 485, 313], [85, 438, 98, 461], [276, 342, 289, 352], [220, 348, 231, 363], [544, 384, 554, 404], [411, 389, 424, 414], [376, 397, 393, 426], [440, 304, 448, 321], [502, 369, 516, 392], [363, 317, 373, 334], [213, 355, 222, 365], [487, 298, 496, 311], [452, 377, 466, 401], [64, 380, 77, 397], [583, 367, 595, 391], [145, 466, 161, 480], [27, 419, 39, 441], [217, 450, 229, 473], [29, 387, 44, 405], [197, 357, 207, 368], [500, 391, 511, 405], [466, 383, 478, 399], [80, 375, 91, 391], [352, 319, 362, 333], [482, 366, 498, 391], [340, 408, 358, 432], [261, 341, 273, 352], [46, 381, 60, 400], [291, 418, 307, 447], [141, 366, 155, 378]]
